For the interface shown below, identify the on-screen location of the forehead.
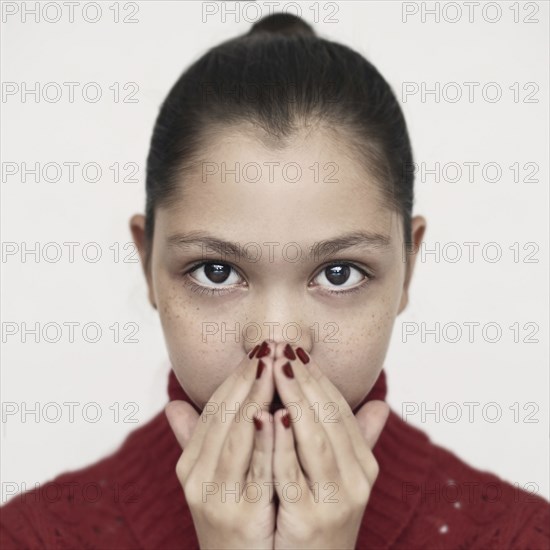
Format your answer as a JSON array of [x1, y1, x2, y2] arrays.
[[158, 124, 399, 244]]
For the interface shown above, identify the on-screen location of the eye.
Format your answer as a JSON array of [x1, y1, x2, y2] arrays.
[[190, 263, 240, 285], [182, 262, 245, 296], [310, 262, 372, 296]]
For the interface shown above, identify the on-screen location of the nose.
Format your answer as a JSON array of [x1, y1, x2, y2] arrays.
[[244, 294, 314, 358]]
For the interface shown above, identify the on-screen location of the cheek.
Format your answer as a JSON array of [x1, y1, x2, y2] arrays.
[[155, 277, 247, 408], [321, 292, 398, 409], [157, 284, 194, 350], [155, 281, 221, 405]]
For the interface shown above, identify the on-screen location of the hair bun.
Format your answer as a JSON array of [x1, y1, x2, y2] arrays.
[[249, 13, 315, 37]]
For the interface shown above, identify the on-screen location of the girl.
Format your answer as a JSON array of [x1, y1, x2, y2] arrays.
[[1, 11, 549, 550]]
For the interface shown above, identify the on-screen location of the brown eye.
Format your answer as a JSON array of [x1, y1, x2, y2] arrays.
[[204, 263, 231, 283], [324, 264, 350, 286], [189, 262, 242, 287], [311, 262, 368, 293]]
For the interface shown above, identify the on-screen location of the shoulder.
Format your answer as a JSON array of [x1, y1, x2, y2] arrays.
[[0, 410, 170, 549], [396, 421, 550, 549], [1, 456, 129, 549]]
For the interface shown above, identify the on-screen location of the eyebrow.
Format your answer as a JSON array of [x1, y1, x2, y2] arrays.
[[166, 230, 391, 262], [310, 230, 391, 260]]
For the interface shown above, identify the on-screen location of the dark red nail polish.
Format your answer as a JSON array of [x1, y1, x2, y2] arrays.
[[256, 359, 265, 379], [281, 413, 290, 428], [256, 341, 270, 358], [253, 416, 263, 431], [283, 344, 296, 360], [249, 344, 260, 359], [282, 361, 294, 379], [296, 347, 310, 364]]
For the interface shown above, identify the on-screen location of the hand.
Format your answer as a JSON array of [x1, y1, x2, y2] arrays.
[[271, 343, 390, 550], [165, 340, 278, 550]]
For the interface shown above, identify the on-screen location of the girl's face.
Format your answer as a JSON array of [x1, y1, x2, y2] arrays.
[[131, 125, 425, 411]]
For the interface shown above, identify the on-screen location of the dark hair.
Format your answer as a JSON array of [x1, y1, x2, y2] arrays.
[[144, 12, 414, 270]]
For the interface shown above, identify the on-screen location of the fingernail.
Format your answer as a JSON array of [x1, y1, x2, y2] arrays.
[[253, 416, 263, 430], [256, 359, 265, 379], [282, 361, 294, 379], [281, 413, 290, 429], [249, 344, 260, 359], [296, 347, 310, 364], [256, 341, 270, 358], [283, 343, 296, 360]]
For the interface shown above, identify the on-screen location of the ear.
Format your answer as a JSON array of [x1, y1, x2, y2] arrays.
[[129, 214, 157, 310], [397, 215, 427, 315]]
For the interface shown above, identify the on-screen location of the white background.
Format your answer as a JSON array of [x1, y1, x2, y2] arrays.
[[1, 1, 549, 503]]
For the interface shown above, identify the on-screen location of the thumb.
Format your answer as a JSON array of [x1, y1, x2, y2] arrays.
[[355, 400, 390, 449], [164, 400, 200, 450]]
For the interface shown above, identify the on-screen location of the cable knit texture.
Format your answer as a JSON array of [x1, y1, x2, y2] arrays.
[[1, 368, 549, 550]]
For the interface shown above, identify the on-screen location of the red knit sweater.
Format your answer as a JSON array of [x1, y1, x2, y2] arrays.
[[1, 368, 549, 550]]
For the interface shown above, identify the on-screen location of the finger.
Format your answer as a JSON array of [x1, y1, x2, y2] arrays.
[[164, 400, 199, 449], [294, 347, 387, 473], [246, 408, 275, 499], [285, 348, 383, 485], [198, 344, 276, 476], [216, 357, 276, 479], [272, 355, 339, 482], [286, 352, 369, 487], [355, 400, 390, 450], [272, 408, 311, 506]]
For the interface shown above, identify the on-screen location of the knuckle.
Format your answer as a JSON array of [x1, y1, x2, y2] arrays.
[[350, 475, 371, 505], [294, 396, 308, 417], [183, 476, 204, 507], [279, 461, 301, 481], [175, 455, 188, 482], [224, 432, 237, 456], [240, 361, 254, 383], [329, 505, 351, 527], [293, 522, 315, 541], [312, 432, 330, 454], [366, 457, 380, 481], [248, 460, 266, 480], [301, 368, 314, 387]]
